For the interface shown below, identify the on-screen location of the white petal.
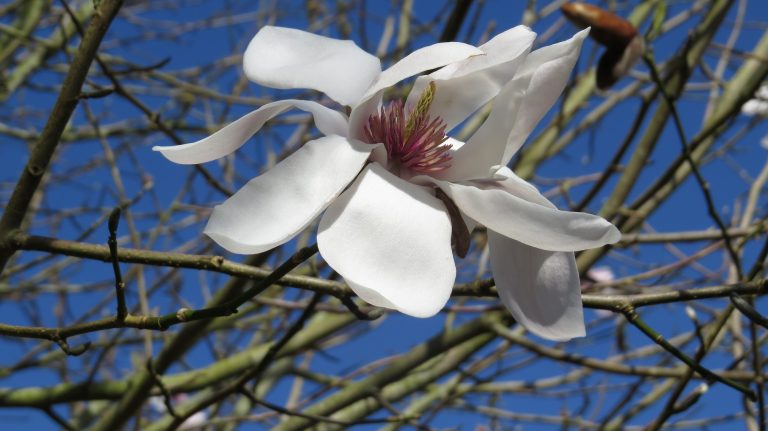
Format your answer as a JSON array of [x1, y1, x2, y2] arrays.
[[243, 26, 381, 106], [348, 42, 485, 140], [153, 100, 349, 165], [434, 180, 620, 252], [489, 231, 585, 340], [429, 136, 496, 182], [446, 29, 589, 180], [347, 90, 382, 141], [359, 42, 484, 103], [406, 26, 536, 130], [743, 98, 768, 117], [473, 166, 555, 209], [496, 28, 589, 165], [348, 42, 484, 139], [318, 163, 455, 317], [204, 136, 374, 254], [423, 164, 554, 210]]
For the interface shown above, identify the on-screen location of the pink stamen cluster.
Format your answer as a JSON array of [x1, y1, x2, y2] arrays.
[[363, 100, 452, 174]]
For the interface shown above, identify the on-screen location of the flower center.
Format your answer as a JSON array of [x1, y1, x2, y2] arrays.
[[363, 82, 452, 175]]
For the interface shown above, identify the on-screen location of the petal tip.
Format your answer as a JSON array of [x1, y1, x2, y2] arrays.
[[397, 304, 443, 319], [151, 144, 195, 165], [606, 224, 622, 244], [151, 144, 176, 156], [534, 325, 586, 341], [203, 226, 272, 255], [519, 310, 586, 341]]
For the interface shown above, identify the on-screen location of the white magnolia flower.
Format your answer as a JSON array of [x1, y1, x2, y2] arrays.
[[149, 394, 207, 430], [583, 266, 615, 287], [742, 84, 768, 117], [741, 84, 768, 150], [581, 266, 617, 318], [155, 26, 620, 340]]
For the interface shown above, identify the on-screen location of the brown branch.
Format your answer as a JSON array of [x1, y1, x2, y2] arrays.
[[9, 233, 768, 308], [107, 207, 127, 321], [0, 0, 124, 274], [0, 243, 320, 353], [439, 0, 473, 42]]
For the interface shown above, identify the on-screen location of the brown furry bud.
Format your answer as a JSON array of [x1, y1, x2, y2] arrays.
[[561, 2, 644, 89]]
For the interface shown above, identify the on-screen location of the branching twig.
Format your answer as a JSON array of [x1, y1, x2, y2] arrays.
[[163, 292, 323, 430], [621, 304, 756, 401], [146, 360, 180, 421], [0, 0, 124, 274], [0, 244, 321, 344], [643, 52, 743, 279]]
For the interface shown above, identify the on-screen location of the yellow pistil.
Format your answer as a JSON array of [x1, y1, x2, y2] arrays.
[[404, 81, 436, 141]]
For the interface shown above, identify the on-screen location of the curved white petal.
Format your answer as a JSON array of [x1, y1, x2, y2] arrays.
[[359, 42, 484, 103], [433, 26, 535, 79], [446, 29, 589, 181], [347, 90, 383, 141], [153, 100, 349, 165], [434, 180, 620, 252], [429, 136, 492, 182], [348, 42, 484, 140], [419, 159, 546, 210], [204, 135, 374, 254], [473, 166, 555, 209], [243, 26, 381, 106], [501, 28, 589, 165], [318, 163, 455, 317], [489, 231, 585, 340], [406, 26, 536, 131]]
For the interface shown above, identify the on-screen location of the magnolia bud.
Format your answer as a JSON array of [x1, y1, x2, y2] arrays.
[[561, 2, 645, 89]]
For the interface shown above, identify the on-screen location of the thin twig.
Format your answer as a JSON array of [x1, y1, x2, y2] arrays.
[[107, 207, 127, 321], [643, 53, 742, 278], [730, 294, 768, 329], [621, 304, 756, 401], [0, 0, 125, 274], [146, 359, 180, 420], [164, 292, 323, 430], [0, 244, 321, 343], [339, 296, 383, 321]]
